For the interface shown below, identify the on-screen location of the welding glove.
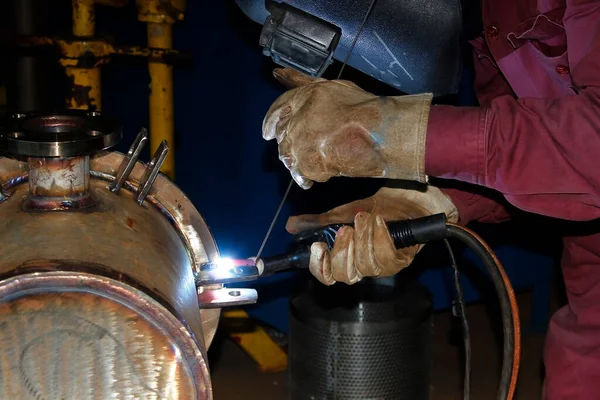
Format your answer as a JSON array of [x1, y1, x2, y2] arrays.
[[286, 185, 459, 285], [263, 68, 433, 189]]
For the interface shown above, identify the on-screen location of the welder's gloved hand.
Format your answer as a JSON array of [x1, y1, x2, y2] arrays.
[[263, 68, 433, 189], [286, 185, 459, 285]]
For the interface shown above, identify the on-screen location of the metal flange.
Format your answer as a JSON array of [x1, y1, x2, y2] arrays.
[[0, 111, 122, 157]]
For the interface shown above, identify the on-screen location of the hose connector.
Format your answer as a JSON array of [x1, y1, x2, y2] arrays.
[[293, 213, 449, 249], [388, 213, 448, 248]]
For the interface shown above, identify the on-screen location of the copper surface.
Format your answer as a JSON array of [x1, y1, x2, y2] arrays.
[[0, 180, 205, 338], [0, 153, 221, 349], [25, 156, 93, 210], [0, 271, 209, 399], [28, 157, 89, 197]]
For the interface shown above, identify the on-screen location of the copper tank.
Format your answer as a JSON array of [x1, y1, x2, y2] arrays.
[[0, 111, 252, 399]]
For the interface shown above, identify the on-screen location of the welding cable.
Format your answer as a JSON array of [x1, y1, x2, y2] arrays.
[[446, 223, 521, 400], [269, 213, 520, 399], [443, 238, 471, 400]]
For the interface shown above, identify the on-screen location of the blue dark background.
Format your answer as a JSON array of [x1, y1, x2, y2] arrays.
[[92, 1, 560, 334]]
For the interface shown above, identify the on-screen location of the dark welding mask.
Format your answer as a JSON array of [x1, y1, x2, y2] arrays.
[[236, 0, 467, 96]]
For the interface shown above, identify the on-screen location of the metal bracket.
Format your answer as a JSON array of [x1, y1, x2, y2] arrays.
[[109, 127, 148, 193], [198, 288, 258, 308], [137, 140, 168, 205]]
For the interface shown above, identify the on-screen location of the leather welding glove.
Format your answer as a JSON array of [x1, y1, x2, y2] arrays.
[[286, 185, 459, 285], [263, 68, 433, 189]]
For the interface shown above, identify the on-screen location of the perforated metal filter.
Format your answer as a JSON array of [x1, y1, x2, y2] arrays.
[[0, 272, 208, 400], [289, 280, 434, 400]]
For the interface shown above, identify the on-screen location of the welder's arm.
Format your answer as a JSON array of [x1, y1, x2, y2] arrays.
[[262, 68, 514, 226], [426, 1, 600, 222], [427, 87, 600, 222], [438, 185, 513, 225], [286, 185, 459, 285]]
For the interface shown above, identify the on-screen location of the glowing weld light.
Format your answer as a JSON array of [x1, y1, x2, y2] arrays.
[[206, 257, 257, 283], [213, 256, 236, 269], [212, 257, 255, 269]]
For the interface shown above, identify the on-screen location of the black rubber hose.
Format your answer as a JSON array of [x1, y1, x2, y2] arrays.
[[446, 224, 515, 400], [444, 238, 471, 400], [269, 214, 517, 399]]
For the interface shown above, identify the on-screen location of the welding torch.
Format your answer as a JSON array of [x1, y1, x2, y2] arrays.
[[198, 213, 521, 400], [198, 213, 449, 285]]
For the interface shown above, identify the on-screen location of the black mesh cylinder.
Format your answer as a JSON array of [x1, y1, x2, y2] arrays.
[[289, 279, 433, 400]]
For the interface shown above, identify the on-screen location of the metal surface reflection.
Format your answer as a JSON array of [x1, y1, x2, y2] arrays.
[[0, 273, 203, 399], [0, 111, 249, 399]]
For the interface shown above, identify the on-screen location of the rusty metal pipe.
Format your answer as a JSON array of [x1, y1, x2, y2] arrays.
[[147, 22, 175, 179], [65, 66, 102, 111], [25, 156, 94, 211], [69, 0, 101, 111], [72, 0, 95, 37]]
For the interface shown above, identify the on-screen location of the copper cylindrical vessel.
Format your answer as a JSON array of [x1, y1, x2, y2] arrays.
[[0, 111, 239, 399]]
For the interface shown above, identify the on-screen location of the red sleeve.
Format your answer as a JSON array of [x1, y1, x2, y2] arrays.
[[440, 187, 512, 225], [425, 1, 600, 222]]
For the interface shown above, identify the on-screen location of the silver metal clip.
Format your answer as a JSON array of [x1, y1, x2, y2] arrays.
[[197, 288, 258, 308], [109, 127, 148, 193], [137, 140, 169, 205]]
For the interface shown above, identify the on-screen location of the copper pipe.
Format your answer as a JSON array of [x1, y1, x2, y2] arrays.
[[25, 156, 95, 210]]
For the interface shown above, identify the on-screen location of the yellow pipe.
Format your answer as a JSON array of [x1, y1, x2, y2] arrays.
[[72, 0, 95, 37], [147, 22, 174, 179], [64, 67, 102, 111], [69, 0, 101, 112]]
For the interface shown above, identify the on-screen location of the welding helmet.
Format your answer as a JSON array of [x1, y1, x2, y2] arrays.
[[236, 0, 468, 96]]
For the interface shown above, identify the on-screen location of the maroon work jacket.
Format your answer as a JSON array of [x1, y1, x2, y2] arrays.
[[425, 0, 600, 395]]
